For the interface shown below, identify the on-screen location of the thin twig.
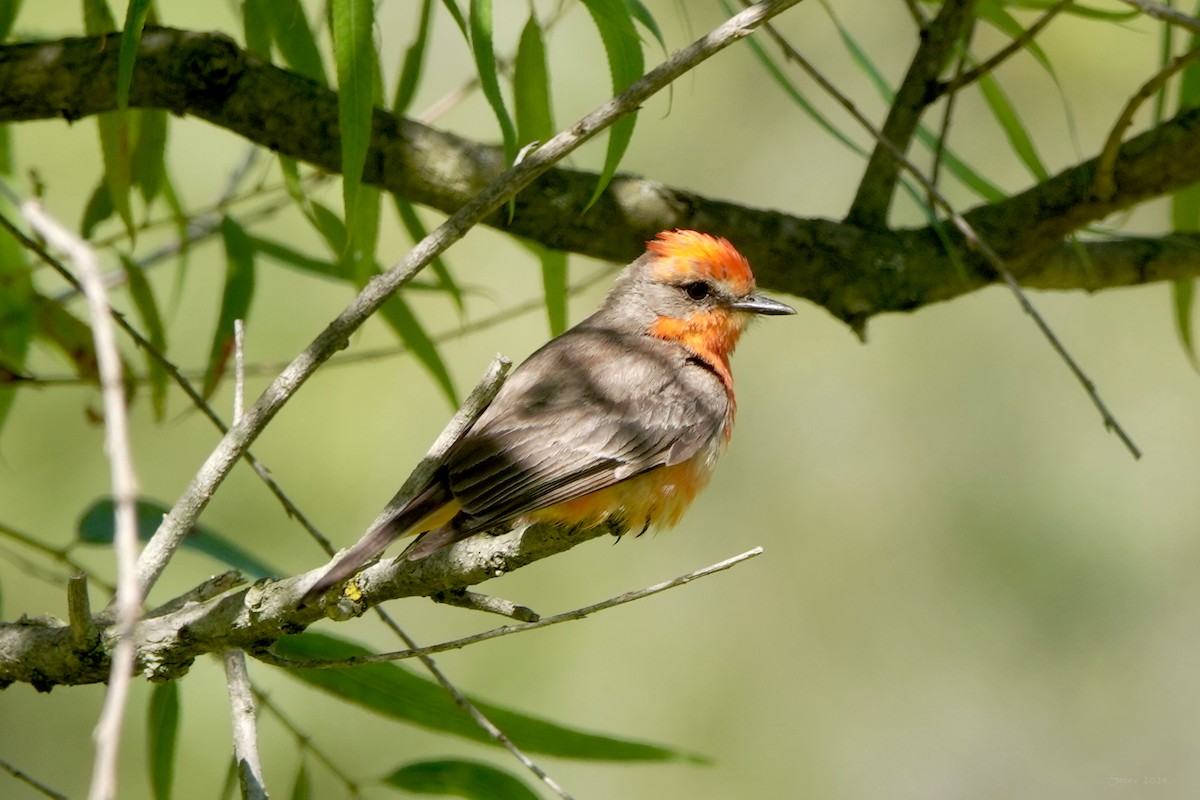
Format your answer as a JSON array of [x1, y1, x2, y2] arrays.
[[0, 756, 69, 800], [1119, 0, 1200, 35], [0, 207, 337, 556], [1092, 45, 1200, 201], [760, 22, 1142, 458], [222, 318, 267, 800], [0, 521, 117, 595], [223, 651, 268, 800], [251, 689, 361, 795], [135, 0, 804, 598], [374, 608, 578, 800], [266, 548, 764, 669], [934, 0, 1073, 99], [19, 200, 143, 800]]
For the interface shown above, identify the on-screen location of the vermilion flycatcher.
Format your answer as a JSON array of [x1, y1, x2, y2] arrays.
[[305, 230, 793, 600]]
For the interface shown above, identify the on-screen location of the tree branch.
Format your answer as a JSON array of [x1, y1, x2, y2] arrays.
[[0, 25, 1194, 331]]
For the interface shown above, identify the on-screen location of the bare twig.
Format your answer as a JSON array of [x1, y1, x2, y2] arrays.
[[761, 23, 1142, 458], [18, 199, 142, 800], [67, 574, 99, 651], [222, 319, 267, 800], [0, 756, 69, 800], [136, 0, 804, 598], [432, 588, 541, 621], [252, 689, 360, 794], [1119, 0, 1200, 35], [223, 651, 268, 800], [934, 0, 1073, 99], [375, 608, 578, 800], [266, 548, 764, 669], [1092, 45, 1200, 201]]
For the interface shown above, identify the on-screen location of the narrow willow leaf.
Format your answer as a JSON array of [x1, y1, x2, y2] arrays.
[[80, 180, 114, 239], [33, 294, 100, 383], [78, 497, 279, 577], [378, 294, 458, 406], [729, 3, 867, 158], [0, 152, 33, 436], [266, 0, 328, 85], [976, 1, 1054, 76], [438, 0, 468, 38], [116, 0, 152, 108], [147, 682, 180, 800], [277, 633, 699, 762], [580, 0, 644, 208], [1007, 0, 1137, 21], [0, 0, 22, 41], [332, 0, 377, 250], [290, 761, 312, 800], [393, 0, 435, 115], [242, 0, 272, 58], [626, 0, 667, 56], [976, 73, 1049, 181], [120, 254, 168, 419], [1170, 21, 1200, 367], [468, 0, 517, 162], [82, 0, 116, 33], [391, 197, 464, 312], [95, 112, 135, 239], [383, 760, 539, 800], [514, 12, 554, 147], [132, 108, 169, 205], [204, 217, 257, 399], [820, 0, 1004, 202], [350, 183, 381, 285]]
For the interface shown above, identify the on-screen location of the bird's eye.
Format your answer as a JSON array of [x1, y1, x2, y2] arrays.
[[684, 281, 711, 301]]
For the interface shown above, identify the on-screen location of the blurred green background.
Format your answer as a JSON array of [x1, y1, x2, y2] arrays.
[[2, 1, 1198, 798]]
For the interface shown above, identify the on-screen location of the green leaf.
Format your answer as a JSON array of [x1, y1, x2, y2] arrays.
[[350, 183, 381, 285], [1172, 280, 1198, 368], [276, 632, 698, 762], [95, 111, 135, 240], [819, 0, 1004, 202], [147, 681, 180, 800], [78, 498, 279, 578], [0, 0, 22, 41], [438, 0, 468, 38], [242, 0, 272, 58], [626, 0, 667, 56], [33, 294, 100, 383], [116, 0, 152, 109], [120, 254, 168, 420], [160, 174, 191, 311], [383, 760, 539, 800], [204, 216, 257, 399], [0, 164, 33, 437], [976, 1, 1055, 76], [731, 6, 867, 158], [80, 180, 115, 239], [514, 12, 554, 148], [82, 0, 116, 33], [378, 294, 458, 406], [1006, 0, 1137, 21], [391, 197, 464, 313], [290, 761, 312, 800], [468, 0, 517, 162], [265, 0, 328, 85], [132, 108, 169, 205], [332, 0, 377, 250], [393, 0, 435, 116], [976, 73, 1049, 182], [580, 0, 644, 208]]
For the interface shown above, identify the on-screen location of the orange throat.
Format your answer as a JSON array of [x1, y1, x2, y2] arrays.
[[650, 310, 744, 394]]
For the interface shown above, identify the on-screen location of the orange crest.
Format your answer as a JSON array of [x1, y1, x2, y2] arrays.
[[646, 230, 755, 294]]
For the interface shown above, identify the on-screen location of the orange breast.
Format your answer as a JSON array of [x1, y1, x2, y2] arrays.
[[524, 438, 723, 534]]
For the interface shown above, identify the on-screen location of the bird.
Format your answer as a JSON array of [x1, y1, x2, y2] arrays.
[[303, 229, 794, 602]]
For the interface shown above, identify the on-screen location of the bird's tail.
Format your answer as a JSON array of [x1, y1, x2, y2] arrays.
[[301, 480, 455, 604]]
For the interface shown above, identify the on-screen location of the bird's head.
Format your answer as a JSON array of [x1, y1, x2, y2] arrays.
[[603, 230, 794, 371]]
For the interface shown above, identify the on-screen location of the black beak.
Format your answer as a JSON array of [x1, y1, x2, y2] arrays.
[[732, 293, 796, 316]]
